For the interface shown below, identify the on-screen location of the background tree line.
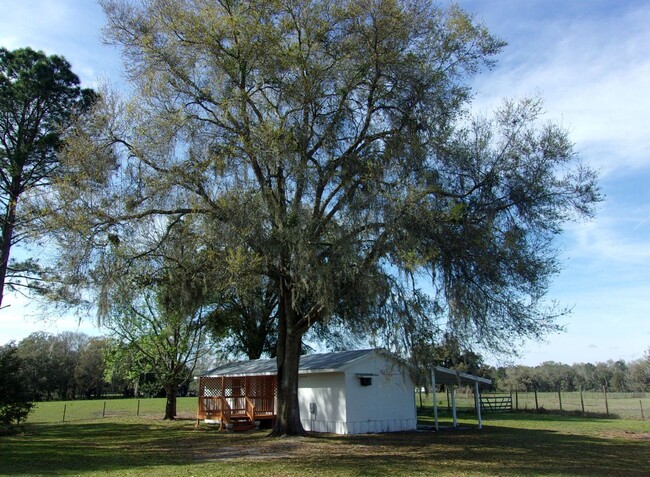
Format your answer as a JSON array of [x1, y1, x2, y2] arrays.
[[0, 331, 203, 402], [3, 330, 648, 406], [489, 352, 650, 393], [409, 337, 650, 394]]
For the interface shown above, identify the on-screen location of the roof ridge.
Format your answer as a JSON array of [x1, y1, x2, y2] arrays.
[[203, 348, 383, 376]]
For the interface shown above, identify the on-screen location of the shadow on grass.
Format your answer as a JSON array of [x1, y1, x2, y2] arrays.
[[306, 427, 648, 476], [0, 421, 229, 476], [315, 419, 649, 477], [420, 408, 618, 424], [1, 416, 648, 476]]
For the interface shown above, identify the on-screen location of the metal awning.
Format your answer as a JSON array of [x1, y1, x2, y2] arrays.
[[430, 366, 491, 431], [432, 366, 492, 387]]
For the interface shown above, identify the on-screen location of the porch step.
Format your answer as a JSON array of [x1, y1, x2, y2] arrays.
[[228, 416, 254, 432]]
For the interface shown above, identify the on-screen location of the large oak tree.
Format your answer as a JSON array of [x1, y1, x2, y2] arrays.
[[45, 0, 599, 435]]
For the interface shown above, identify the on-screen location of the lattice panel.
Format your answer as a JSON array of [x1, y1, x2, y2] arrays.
[[247, 376, 259, 397], [200, 377, 222, 397], [249, 375, 277, 397], [223, 376, 246, 398], [199, 375, 277, 400]]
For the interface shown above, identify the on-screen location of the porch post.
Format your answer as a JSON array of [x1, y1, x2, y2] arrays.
[[475, 381, 483, 430], [431, 368, 439, 431]]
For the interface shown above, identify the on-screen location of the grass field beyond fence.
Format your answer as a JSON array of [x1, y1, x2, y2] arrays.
[[28, 397, 199, 423], [416, 390, 650, 419], [2, 398, 649, 477], [27, 391, 650, 425]]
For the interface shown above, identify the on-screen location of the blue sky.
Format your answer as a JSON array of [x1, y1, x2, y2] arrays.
[[1, 0, 648, 367]]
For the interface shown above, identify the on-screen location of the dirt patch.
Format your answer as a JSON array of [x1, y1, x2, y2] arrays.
[[193, 446, 258, 461], [190, 437, 309, 462], [598, 430, 650, 441]]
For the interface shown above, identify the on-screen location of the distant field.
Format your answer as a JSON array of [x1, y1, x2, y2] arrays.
[[29, 390, 650, 425], [27, 397, 199, 423], [416, 390, 650, 420], [3, 405, 649, 476]]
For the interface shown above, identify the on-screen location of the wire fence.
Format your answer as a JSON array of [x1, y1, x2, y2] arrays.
[[27, 397, 199, 423], [416, 389, 649, 420], [28, 391, 650, 424], [509, 390, 648, 419]]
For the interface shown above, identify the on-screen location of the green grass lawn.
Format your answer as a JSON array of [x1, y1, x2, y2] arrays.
[[1, 401, 648, 476]]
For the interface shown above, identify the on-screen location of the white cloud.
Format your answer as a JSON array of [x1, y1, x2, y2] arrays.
[[0, 0, 120, 87], [0, 294, 102, 345], [463, 2, 650, 367], [467, 1, 650, 174], [565, 217, 650, 268]]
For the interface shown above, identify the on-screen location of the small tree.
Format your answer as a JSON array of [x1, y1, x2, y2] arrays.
[[99, 220, 217, 419], [0, 342, 33, 428]]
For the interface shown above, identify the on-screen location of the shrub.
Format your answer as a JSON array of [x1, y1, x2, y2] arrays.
[[0, 343, 34, 427]]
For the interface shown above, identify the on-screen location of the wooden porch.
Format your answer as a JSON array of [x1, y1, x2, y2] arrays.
[[196, 375, 276, 431]]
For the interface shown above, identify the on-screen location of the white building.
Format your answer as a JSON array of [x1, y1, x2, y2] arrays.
[[197, 348, 417, 434]]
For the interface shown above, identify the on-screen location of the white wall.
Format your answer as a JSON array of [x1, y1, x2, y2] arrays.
[[298, 353, 417, 434], [343, 354, 417, 433], [298, 372, 347, 434]]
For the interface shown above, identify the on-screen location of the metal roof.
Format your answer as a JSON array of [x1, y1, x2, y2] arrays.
[[203, 349, 492, 388], [204, 349, 379, 377], [432, 366, 492, 387]]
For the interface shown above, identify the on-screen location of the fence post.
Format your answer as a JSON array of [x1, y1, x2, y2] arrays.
[[603, 385, 609, 417], [534, 387, 539, 411], [445, 384, 451, 412], [137, 399, 141, 417], [62, 404, 67, 423], [580, 387, 585, 415], [558, 390, 563, 411], [102, 401, 107, 418], [515, 390, 519, 411], [640, 400, 644, 420]]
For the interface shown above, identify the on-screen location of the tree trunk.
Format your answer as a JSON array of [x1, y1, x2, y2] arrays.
[[270, 279, 306, 436], [271, 330, 305, 436], [0, 187, 19, 309], [164, 385, 177, 420]]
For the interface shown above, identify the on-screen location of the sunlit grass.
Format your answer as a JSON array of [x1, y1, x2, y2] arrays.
[[2, 402, 648, 476]]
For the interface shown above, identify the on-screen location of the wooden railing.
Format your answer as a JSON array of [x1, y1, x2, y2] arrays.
[[245, 397, 255, 422], [197, 396, 231, 424], [221, 396, 231, 424], [249, 396, 274, 416], [197, 373, 277, 428]]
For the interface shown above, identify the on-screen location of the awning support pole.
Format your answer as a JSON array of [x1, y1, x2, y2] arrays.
[[475, 381, 483, 430], [431, 369, 439, 431], [451, 386, 458, 427]]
